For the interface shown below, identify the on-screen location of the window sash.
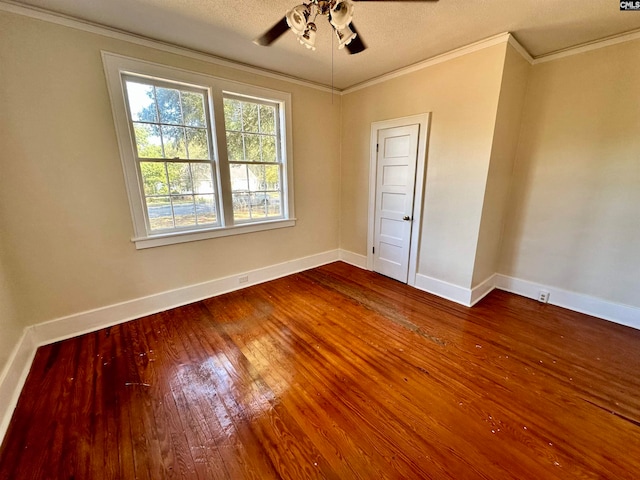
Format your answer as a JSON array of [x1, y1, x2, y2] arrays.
[[122, 75, 221, 233], [223, 94, 285, 224]]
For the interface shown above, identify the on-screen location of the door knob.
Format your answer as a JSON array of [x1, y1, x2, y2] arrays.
[[403, 215, 411, 221]]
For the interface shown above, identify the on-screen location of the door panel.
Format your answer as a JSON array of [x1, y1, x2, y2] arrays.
[[381, 192, 404, 212], [372, 124, 420, 282], [382, 165, 409, 185]]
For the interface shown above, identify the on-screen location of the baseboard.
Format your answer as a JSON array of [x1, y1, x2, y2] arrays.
[[0, 328, 37, 443], [410, 272, 639, 330], [338, 249, 368, 269], [495, 275, 640, 330], [414, 274, 473, 307], [31, 249, 341, 346], [0, 249, 340, 445], [470, 274, 497, 306]]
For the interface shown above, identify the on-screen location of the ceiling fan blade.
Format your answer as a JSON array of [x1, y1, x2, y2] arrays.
[[346, 23, 366, 55], [253, 17, 290, 46]]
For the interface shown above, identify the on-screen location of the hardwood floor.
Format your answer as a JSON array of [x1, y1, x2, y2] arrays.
[[1, 261, 639, 479]]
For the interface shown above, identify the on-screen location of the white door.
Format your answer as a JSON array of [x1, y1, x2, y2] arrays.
[[372, 124, 420, 282]]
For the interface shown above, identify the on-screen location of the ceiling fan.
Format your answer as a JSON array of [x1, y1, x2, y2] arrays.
[[254, 0, 439, 55]]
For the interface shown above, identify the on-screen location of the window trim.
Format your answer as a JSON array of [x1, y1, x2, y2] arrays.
[[102, 52, 295, 249]]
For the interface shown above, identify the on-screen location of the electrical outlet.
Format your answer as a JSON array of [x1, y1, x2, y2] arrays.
[[538, 290, 550, 303], [239, 275, 249, 284]]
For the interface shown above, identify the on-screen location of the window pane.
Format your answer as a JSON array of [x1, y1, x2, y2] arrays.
[[162, 126, 187, 159], [191, 163, 214, 193], [226, 132, 244, 161], [264, 164, 281, 190], [242, 102, 259, 132], [147, 196, 174, 230], [156, 87, 182, 125], [195, 194, 217, 225], [126, 82, 157, 122], [247, 164, 266, 191], [259, 105, 276, 134], [232, 193, 250, 221], [181, 91, 206, 127], [140, 162, 169, 196], [243, 134, 261, 162], [133, 123, 163, 158], [267, 192, 282, 217], [186, 128, 209, 159], [261, 135, 277, 162], [172, 195, 196, 227], [167, 162, 192, 194], [223, 99, 242, 131], [250, 193, 268, 218], [230, 164, 249, 191]]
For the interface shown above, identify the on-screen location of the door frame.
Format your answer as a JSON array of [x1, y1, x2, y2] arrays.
[[367, 113, 431, 286]]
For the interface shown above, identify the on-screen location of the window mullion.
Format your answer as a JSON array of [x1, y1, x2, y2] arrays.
[[210, 87, 234, 227], [163, 162, 176, 229]]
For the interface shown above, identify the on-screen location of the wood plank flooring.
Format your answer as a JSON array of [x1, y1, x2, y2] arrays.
[[1, 261, 639, 479]]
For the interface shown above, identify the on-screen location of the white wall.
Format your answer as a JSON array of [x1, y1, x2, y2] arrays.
[[500, 39, 640, 308]]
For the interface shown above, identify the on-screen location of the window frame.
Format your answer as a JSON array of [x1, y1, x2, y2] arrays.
[[102, 52, 295, 249], [223, 92, 286, 225]]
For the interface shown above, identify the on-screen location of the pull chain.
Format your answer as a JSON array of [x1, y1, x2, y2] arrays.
[[331, 26, 335, 103]]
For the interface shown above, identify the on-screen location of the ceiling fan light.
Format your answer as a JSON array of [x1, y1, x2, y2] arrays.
[[286, 4, 310, 36], [329, 0, 355, 30], [335, 25, 357, 49], [298, 22, 317, 51]]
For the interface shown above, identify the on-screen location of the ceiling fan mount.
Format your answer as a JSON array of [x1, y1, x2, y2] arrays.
[[254, 0, 439, 55]]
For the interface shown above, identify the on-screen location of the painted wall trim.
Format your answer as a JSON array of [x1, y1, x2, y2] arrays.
[[0, 328, 37, 445], [532, 28, 640, 65], [338, 249, 368, 269], [414, 273, 473, 307], [342, 33, 515, 95], [0, 0, 335, 94], [470, 274, 497, 306], [507, 35, 534, 64], [4, 0, 639, 93], [31, 249, 339, 346], [412, 272, 495, 307], [0, 1, 524, 95], [495, 275, 640, 330], [0, 249, 340, 445], [408, 270, 640, 330]]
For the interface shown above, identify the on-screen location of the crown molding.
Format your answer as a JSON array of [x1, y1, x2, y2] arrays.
[[341, 32, 520, 95], [4, 0, 639, 94], [532, 28, 640, 65], [508, 34, 534, 64], [0, 0, 336, 94]]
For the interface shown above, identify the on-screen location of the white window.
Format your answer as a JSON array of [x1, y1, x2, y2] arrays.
[[224, 95, 285, 223], [102, 53, 295, 249]]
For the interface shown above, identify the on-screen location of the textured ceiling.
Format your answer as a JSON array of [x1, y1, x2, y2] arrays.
[[8, 0, 640, 89]]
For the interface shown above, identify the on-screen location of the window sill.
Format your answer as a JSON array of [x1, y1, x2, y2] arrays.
[[131, 218, 296, 249]]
